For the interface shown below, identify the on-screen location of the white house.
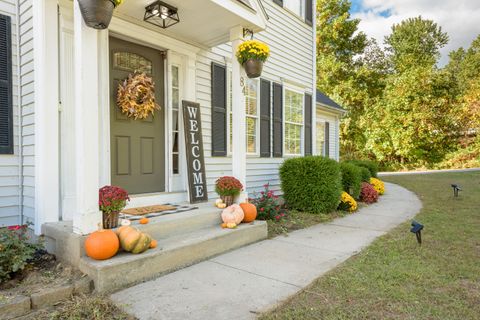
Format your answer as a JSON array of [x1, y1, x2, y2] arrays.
[[0, 0, 344, 236]]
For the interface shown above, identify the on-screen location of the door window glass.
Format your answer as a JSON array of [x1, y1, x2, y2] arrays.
[[113, 52, 153, 74]]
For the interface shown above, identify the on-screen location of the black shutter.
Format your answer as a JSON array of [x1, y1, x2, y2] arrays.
[[272, 82, 283, 157], [260, 79, 271, 157], [325, 122, 330, 158], [305, 0, 313, 26], [273, 0, 284, 7], [304, 93, 312, 155], [0, 14, 13, 155], [211, 62, 227, 157]]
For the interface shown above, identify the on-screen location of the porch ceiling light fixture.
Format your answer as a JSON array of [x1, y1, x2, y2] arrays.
[[144, 1, 180, 29]]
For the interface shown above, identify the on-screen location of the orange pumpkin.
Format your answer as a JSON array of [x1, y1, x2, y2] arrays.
[[240, 202, 257, 223], [150, 239, 158, 249], [139, 217, 149, 224], [85, 229, 119, 260]]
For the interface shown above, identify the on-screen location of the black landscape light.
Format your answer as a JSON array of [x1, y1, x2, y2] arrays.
[[144, 1, 180, 29], [410, 221, 424, 245], [451, 184, 462, 197]]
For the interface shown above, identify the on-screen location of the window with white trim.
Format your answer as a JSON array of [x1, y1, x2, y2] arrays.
[[284, 88, 304, 155], [171, 65, 180, 174], [245, 79, 259, 154], [316, 120, 325, 156], [284, 0, 304, 18], [227, 74, 260, 155]]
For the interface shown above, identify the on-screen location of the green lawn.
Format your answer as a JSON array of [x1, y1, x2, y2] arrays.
[[260, 171, 480, 320]]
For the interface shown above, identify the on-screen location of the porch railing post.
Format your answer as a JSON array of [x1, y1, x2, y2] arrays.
[[72, 0, 103, 234], [230, 26, 248, 202]]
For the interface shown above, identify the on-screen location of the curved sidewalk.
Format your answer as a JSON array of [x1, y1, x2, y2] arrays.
[[111, 183, 422, 320]]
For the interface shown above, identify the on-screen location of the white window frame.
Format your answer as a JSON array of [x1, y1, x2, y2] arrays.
[[315, 118, 326, 157], [167, 53, 186, 192], [226, 69, 260, 157], [283, 85, 305, 157], [244, 77, 260, 156], [170, 63, 181, 175], [283, 0, 305, 19]]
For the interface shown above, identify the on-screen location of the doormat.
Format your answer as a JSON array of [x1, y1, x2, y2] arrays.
[[122, 205, 177, 216], [120, 204, 198, 221]]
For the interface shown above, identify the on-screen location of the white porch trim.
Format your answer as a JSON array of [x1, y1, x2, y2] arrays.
[[230, 26, 248, 201], [72, 0, 103, 234], [32, 0, 60, 234]]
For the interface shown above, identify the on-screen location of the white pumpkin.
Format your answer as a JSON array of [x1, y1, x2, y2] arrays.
[[215, 199, 224, 207], [221, 204, 245, 225]]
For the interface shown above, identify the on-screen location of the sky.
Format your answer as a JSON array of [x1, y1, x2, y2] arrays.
[[349, 0, 480, 65]]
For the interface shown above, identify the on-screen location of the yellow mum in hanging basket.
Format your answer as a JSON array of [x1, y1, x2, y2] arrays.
[[117, 72, 161, 120], [370, 177, 385, 195]]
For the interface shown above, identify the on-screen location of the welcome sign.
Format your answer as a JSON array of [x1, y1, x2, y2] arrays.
[[182, 100, 208, 203]]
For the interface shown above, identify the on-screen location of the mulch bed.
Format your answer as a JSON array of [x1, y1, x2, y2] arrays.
[[0, 250, 84, 299]]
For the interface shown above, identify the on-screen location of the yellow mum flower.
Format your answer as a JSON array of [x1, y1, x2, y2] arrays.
[[339, 191, 357, 212], [236, 40, 270, 65], [370, 178, 385, 195]]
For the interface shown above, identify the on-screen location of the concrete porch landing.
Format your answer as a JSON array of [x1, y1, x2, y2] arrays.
[[111, 183, 422, 320], [43, 202, 268, 293]]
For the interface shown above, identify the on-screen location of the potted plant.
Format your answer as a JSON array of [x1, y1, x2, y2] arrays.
[[236, 40, 270, 78], [78, 0, 123, 30], [215, 176, 243, 206], [99, 185, 130, 229]]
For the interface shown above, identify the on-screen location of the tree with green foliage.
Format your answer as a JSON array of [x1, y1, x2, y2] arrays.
[[316, 0, 387, 159], [385, 16, 449, 72], [364, 66, 460, 165]]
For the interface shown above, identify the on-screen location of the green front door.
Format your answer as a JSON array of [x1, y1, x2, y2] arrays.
[[110, 37, 165, 194]]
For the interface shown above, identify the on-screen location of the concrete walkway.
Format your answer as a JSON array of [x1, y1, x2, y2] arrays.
[[379, 167, 480, 176], [111, 183, 422, 320]]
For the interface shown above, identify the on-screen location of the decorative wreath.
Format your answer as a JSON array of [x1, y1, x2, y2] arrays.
[[117, 72, 161, 120]]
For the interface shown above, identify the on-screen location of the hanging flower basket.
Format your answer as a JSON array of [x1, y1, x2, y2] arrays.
[[243, 59, 264, 79], [78, 0, 123, 30], [236, 40, 270, 79]]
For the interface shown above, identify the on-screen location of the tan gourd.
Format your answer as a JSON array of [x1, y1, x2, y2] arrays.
[[116, 225, 152, 254]]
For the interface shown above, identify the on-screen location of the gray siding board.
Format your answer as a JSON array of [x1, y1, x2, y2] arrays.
[[19, 0, 34, 224], [0, 0, 21, 227], [196, 0, 314, 198]]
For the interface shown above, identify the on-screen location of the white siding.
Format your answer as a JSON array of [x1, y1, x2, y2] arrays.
[[316, 106, 341, 161], [196, 0, 314, 197], [0, 0, 20, 227], [19, 0, 34, 224]]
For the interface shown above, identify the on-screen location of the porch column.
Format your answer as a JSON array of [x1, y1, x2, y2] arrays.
[[32, 0, 60, 234], [72, 0, 103, 234], [230, 27, 247, 201]]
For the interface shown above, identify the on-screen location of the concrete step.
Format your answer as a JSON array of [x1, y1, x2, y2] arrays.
[[79, 221, 268, 293], [131, 204, 223, 239]]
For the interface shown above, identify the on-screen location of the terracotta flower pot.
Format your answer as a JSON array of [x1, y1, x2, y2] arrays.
[[78, 0, 115, 30], [221, 195, 234, 207], [102, 211, 120, 229], [243, 59, 263, 78]]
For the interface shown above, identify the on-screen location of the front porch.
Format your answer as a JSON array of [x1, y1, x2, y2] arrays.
[[34, 0, 268, 235], [43, 203, 267, 293]]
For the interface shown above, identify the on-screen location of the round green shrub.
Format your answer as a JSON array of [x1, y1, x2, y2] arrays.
[[346, 160, 379, 178], [279, 156, 342, 214], [340, 162, 362, 199], [359, 166, 372, 182]]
